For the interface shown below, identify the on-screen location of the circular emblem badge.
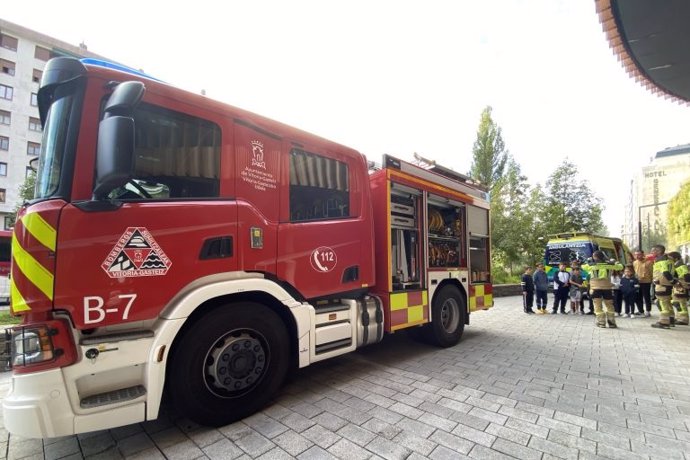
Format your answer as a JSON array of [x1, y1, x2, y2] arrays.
[[310, 246, 338, 273]]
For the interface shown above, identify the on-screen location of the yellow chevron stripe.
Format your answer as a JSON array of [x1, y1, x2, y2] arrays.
[[22, 213, 57, 252], [9, 278, 29, 312], [12, 237, 54, 301]]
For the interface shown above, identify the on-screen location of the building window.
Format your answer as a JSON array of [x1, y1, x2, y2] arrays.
[[3, 216, 11, 230], [289, 149, 350, 222], [28, 117, 41, 132], [32, 68, 42, 83], [0, 111, 9, 126], [0, 163, 7, 176], [0, 34, 18, 52], [0, 59, 15, 76], [0, 85, 13, 101], [27, 142, 40, 156], [0, 189, 5, 204], [0, 137, 7, 151], [26, 166, 34, 178], [30, 93, 38, 106], [34, 46, 54, 61]]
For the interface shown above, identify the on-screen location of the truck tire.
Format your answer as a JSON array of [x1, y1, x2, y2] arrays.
[[426, 285, 465, 347], [168, 302, 289, 427]]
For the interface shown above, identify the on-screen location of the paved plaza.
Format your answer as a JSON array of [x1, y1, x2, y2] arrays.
[[1, 295, 690, 459]]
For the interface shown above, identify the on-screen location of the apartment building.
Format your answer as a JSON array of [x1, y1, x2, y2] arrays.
[[0, 18, 107, 229]]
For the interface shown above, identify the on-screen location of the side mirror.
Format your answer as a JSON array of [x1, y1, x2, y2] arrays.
[[92, 81, 145, 200], [28, 157, 39, 173], [92, 116, 135, 200]]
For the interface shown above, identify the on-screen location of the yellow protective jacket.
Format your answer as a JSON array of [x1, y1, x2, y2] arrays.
[[674, 262, 689, 294], [653, 255, 674, 287], [581, 260, 623, 290]]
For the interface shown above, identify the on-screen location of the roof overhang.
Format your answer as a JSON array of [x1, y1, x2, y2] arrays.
[[596, 0, 690, 104]]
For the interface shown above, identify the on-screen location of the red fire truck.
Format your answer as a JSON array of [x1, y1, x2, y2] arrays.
[[4, 57, 492, 438]]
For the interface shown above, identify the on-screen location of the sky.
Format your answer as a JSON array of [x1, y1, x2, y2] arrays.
[[4, 0, 690, 236]]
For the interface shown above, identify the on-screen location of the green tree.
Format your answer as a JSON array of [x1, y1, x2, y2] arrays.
[[469, 106, 507, 192], [667, 181, 690, 249], [490, 156, 533, 278], [7, 172, 36, 228], [537, 161, 605, 237]]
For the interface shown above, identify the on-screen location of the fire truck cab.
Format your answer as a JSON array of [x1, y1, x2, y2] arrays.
[[4, 57, 491, 438]]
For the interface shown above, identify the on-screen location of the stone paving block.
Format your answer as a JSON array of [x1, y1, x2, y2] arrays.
[[395, 418, 435, 439], [596, 443, 648, 460], [202, 438, 246, 460], [390, 393, 424, 408], [42, 437, 79, 460], [367, 406, 404, 425], [277, 412, 316, 433], [527, 433, 579, 460], [310, 413, 348, 432], [296, 445, 338, 460], [254, 446, 294, 460], [436, 397, 472, 415], [467, 407, 508, 426], [160, 439, 204, 460], [123, 446, 166, 460], [77, 432, 117, 457], [491, 437, 542, 460], [626, 419, 676, 439], [300, 424, 341, 449], [271, 430, 313, 457], [464, 396, 501, 412], [484, 423, 530, 446], [114, 432, 154, 457], [391, 431, 436, 457], [418, 412, 457, 433], [451, 424, 496, 448], [428, 430, 474, 455], [84, 445, 122, 459], [428, 444, 472, 460], [219, 425, 274, 457], [149, 426, 189, 450], [497, 405, 539, 424], [7, 436, 43, 459], [553, 410, 597, 430], [467, 444, 514, 460], [365, 435, 412, 460], [547, 428, 597, 454], [242, 413, 289, 439], [388, 402, 423, 419], [536, 415, 581, 436], [504, 417, 549, 439], [188, 428, 225, 449], [325, 438, 372, 460]]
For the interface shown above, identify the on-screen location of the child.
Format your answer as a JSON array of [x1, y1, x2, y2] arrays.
[[569, 267, 584, 314], [619, 265, 639, 318], [533, 263, 549, 314], [611, 270, 622, 316], [521, 266, 535, 314]]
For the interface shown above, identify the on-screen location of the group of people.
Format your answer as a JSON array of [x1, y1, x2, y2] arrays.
[[520, 244, 690, 329]]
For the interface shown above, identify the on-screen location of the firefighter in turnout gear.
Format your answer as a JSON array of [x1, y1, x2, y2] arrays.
[[668, 251, 689, 325], [651, 244, 675, 329], [582, 251, 623, 328]]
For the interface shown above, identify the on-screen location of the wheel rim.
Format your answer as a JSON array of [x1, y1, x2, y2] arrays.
[[440, 297, 460, 332], [204, 329, 268, 398]]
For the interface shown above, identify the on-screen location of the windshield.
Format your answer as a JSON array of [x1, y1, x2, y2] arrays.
[[35, 81, 84, 200], [545, 241, 593, 266]]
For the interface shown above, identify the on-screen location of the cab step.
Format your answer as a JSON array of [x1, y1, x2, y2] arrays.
[[80, 385, 146, 409]]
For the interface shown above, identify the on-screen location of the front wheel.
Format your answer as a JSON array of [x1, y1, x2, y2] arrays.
[[168, 303, 289, 426], [425, 285, 466, 347]]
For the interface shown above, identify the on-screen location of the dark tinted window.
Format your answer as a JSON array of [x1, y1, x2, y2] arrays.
[[110, 104, 221, 200], [289, 148, 349, 222]]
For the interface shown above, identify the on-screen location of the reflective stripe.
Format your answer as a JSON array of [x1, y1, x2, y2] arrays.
[[12, 236, 54, 301], [9, 278, 29, 312], [22, 212, 57, 252]]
